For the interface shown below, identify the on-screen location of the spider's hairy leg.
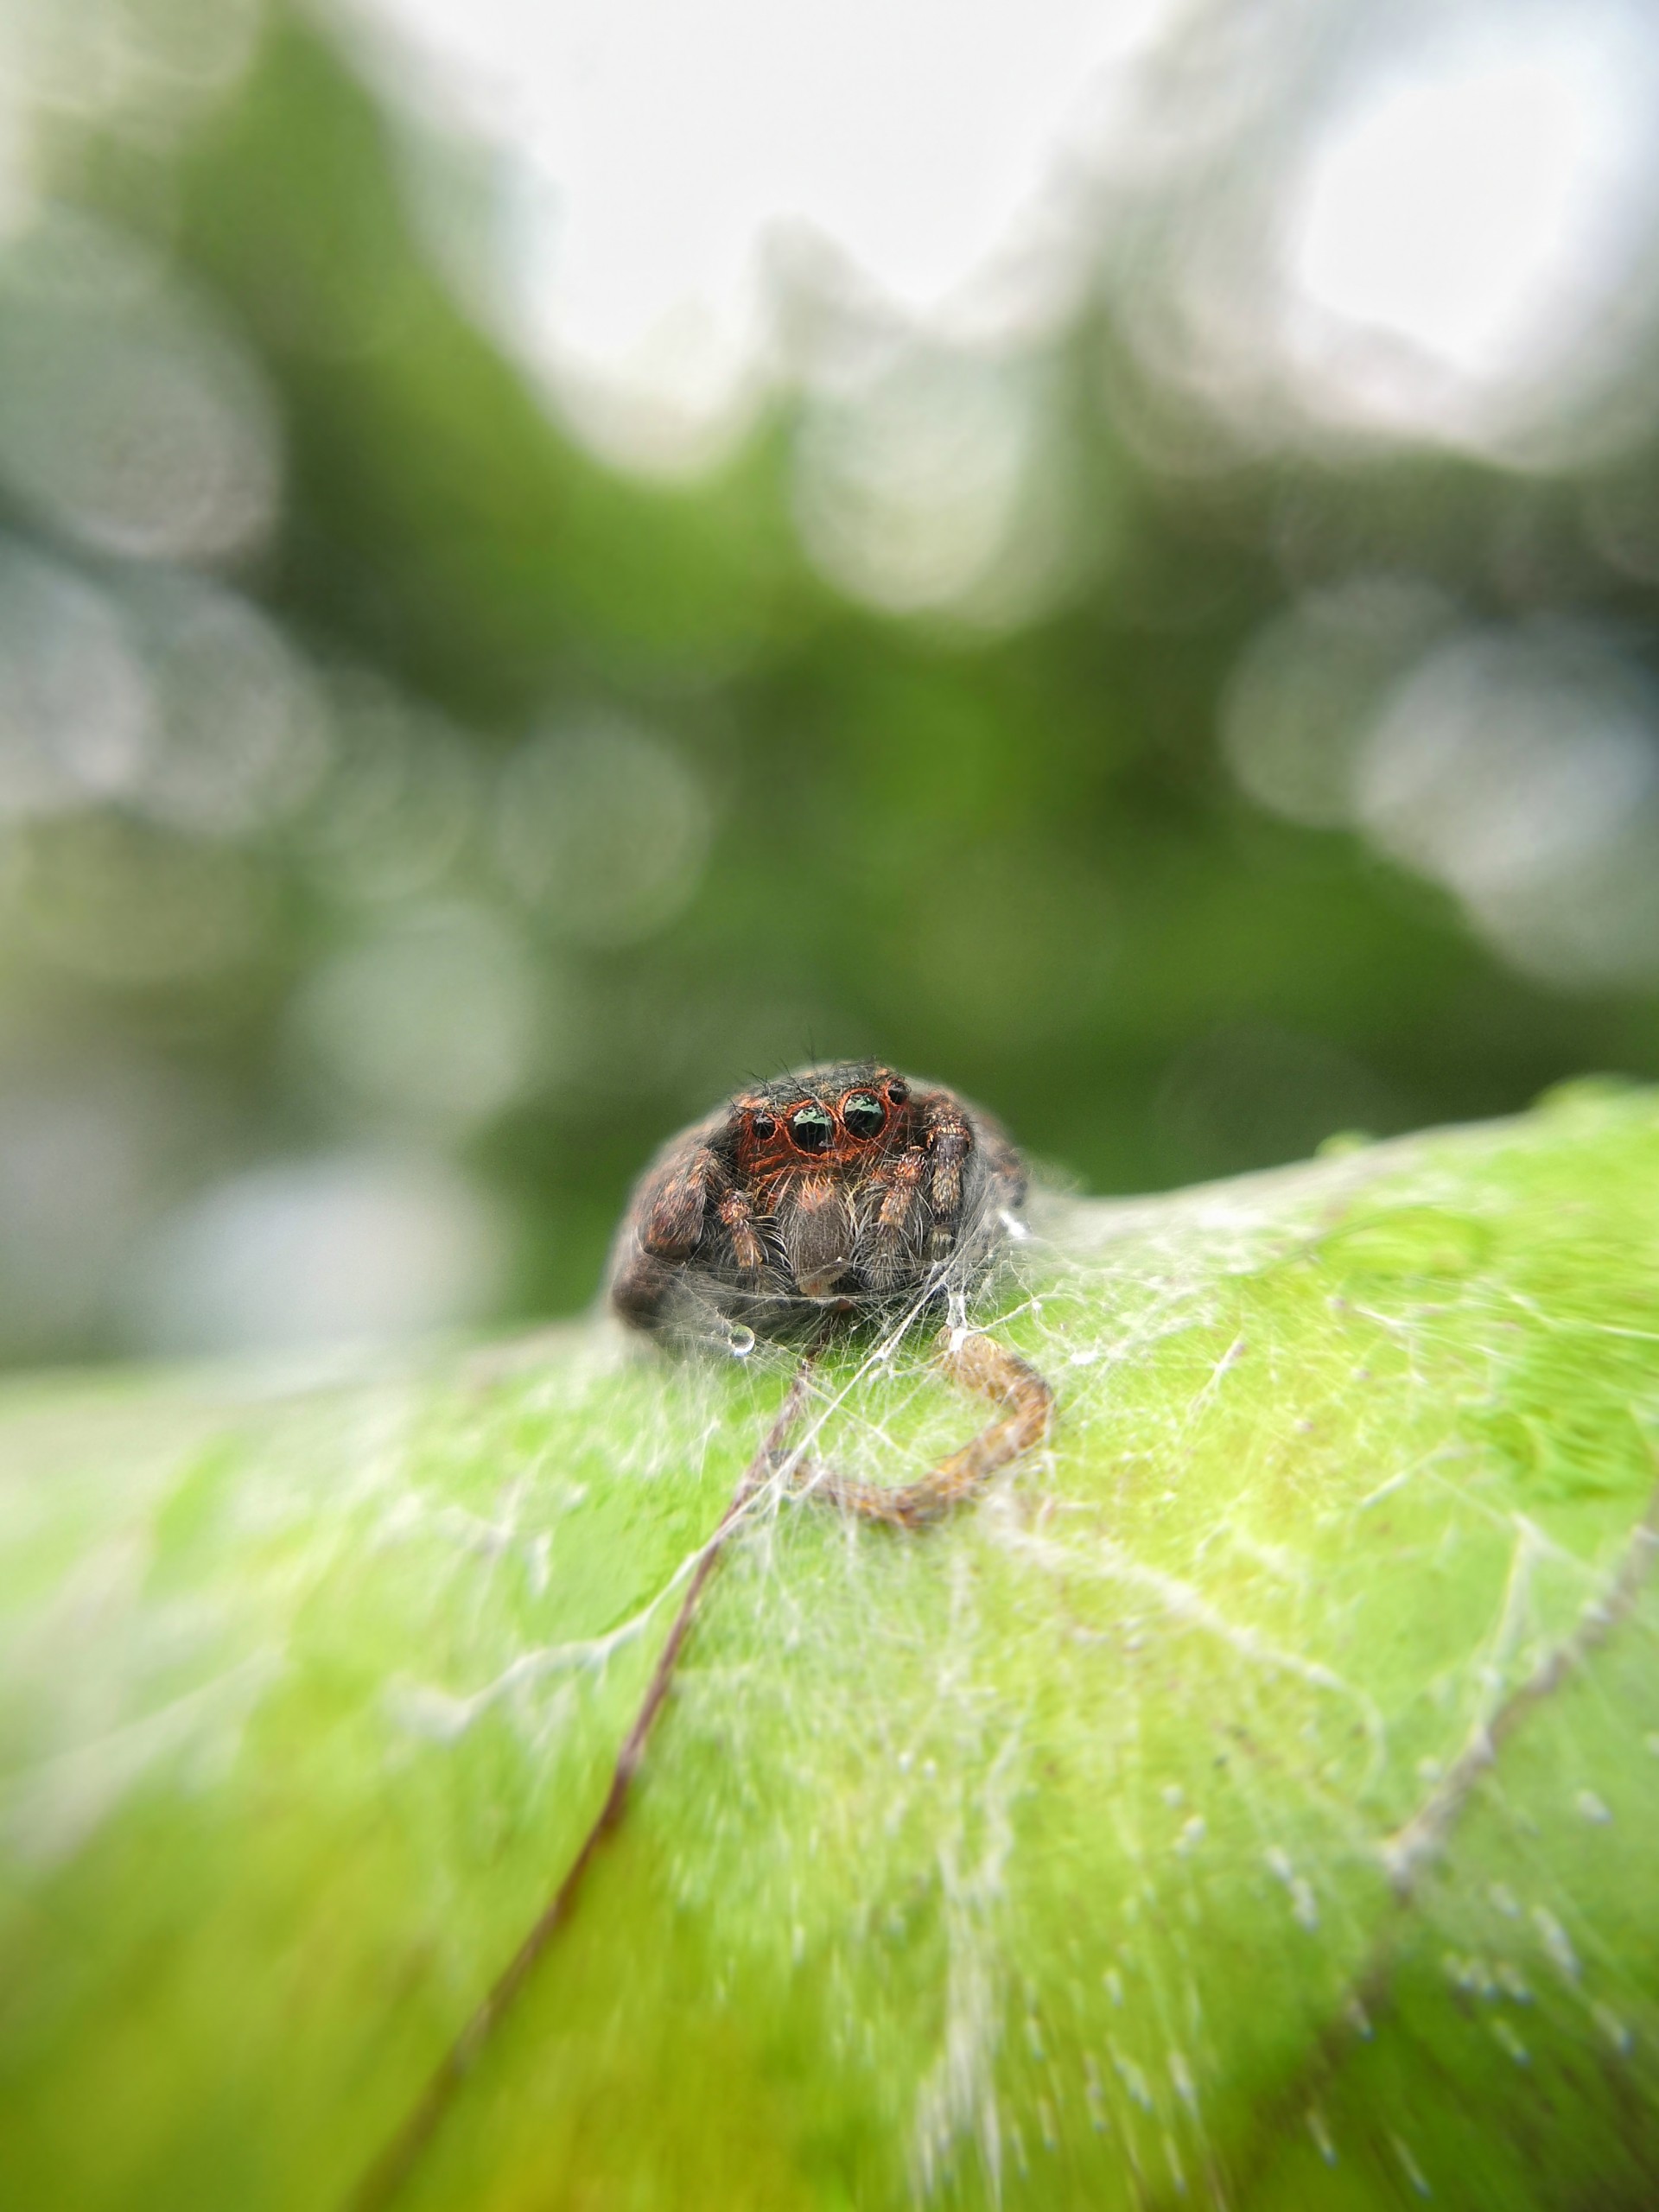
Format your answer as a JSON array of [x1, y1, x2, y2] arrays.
[[608, 1250, 677, 1329], [717, 1186, 766, 1277], [978, 1120, 1027, 1213], [797, 1329, 1052, 1531], [867, 1147, 928, 1289], [611, 1134, 737, 1330], [638, 1138, 728, 1260], [921, 1096, 974, 1260]]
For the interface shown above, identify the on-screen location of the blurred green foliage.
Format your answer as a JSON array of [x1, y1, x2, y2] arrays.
[[3, 5, 1659, 1363]]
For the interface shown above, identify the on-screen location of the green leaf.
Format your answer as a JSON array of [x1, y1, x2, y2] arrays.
[[3, 1084, 1659, 2209]]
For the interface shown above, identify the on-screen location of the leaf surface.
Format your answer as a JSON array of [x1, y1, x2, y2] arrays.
[[3, 1086, 1659, 2209]]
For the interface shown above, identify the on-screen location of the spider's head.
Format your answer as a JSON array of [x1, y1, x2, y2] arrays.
[[733, 1063, 914, 1180], [721, 1063, 925, 1303]]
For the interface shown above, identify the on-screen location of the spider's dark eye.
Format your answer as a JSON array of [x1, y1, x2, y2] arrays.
[[788, 1103, 833, 1153], [751, 1112, 776, 1141], [886, 1078, 910, 1105], [842, 1091, 885, 1139]]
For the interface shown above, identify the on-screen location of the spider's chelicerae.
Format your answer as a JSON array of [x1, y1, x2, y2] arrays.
[[608, 1059, 1052, 1526]]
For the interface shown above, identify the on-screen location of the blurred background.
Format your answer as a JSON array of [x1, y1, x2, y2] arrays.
[[1, 0, 1658, 1368]]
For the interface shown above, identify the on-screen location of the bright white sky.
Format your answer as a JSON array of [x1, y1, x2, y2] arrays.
[[341, 0, 1172, 467], [175, 0, 1652, 477], [1284, 6, 1656, 451]]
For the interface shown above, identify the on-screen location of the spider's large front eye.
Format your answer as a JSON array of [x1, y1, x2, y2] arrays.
[[842, 1091, 885, 1139], [788, 1103, 833, 1153]]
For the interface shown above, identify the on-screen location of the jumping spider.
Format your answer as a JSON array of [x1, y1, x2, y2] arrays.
[[608, 1060, 1052, 1526]]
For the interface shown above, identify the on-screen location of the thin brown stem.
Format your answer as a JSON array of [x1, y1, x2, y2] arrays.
[[349, 1358, 817, 2212]]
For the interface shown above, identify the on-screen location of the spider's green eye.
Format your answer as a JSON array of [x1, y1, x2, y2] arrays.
[[842, 1091, 885, 1139], [789, 1103, 833, 1152], [751, 1112, 776, 1141]]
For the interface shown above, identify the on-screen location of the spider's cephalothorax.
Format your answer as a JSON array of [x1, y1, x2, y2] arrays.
[[608, 1059, 1027, 1341]]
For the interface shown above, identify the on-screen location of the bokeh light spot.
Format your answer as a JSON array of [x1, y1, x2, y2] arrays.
[[1221, 577, 1454, 830], [793, 352, 1085, 624], [0, 538, 149, 819], [1357, 625, 1659, 987], [289, 903, 552, 1135], [0, 207, 282, 563], [303, 674, 479, 906], [126, 573, 330, 836], [495, 720, 712, 946], [1283, 9, 1657, 450], [130, 1152, 507, 1356]]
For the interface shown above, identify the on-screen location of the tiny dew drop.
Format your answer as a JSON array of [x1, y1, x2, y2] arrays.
[[725, 1325, 756, 1359]]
